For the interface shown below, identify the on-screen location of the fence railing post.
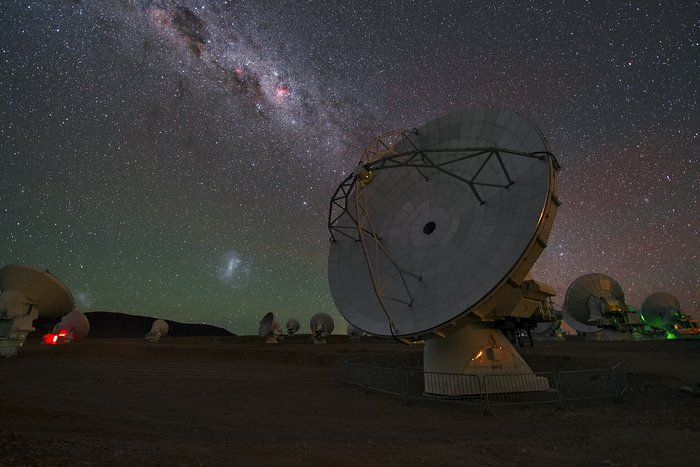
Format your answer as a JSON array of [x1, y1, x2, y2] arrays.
[[611, 363, 629, 401], [364, 365, 370, 393]]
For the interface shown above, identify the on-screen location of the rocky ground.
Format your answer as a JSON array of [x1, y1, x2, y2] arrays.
[[1, 336, 698, 466]]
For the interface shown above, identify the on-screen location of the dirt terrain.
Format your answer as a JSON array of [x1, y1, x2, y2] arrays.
[[2, 336, 698, 466]]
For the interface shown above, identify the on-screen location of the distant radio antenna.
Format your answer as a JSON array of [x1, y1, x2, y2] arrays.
[[309, 312, 334, 344], [641, 292, 699, 338], [565, 273, 627, 326], [286, 318, 300, 335], [145, 319, 170, 342], [346, 323, 363, 342], [259, 312, 281, 343], [43, 309, 90, 345], [563, 273, 643, 340]]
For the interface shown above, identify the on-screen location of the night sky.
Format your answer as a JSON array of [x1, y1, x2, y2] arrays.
[[1, 0, 697, 334]]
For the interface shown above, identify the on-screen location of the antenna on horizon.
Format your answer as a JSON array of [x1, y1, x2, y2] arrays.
[[346, 323, 363, 342], [43, 309, 90, 345], [286, 318, 300, 335], [309, 313, 334, 344], [563, 273, 643, 340], [145, 319, 170, 342], [642, 292, 699, 338], [259, 312, 281, 343]]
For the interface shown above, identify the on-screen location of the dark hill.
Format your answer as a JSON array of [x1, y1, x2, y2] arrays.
[[34, 311, 234, 338]]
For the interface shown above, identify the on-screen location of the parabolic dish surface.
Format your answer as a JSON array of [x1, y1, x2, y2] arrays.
[[310, 312, 334, 334], [328, 108, 557, 338], [642, 292, 680, 314], [641, 292, 682, 329], [258, 312, 274, 337], [0, 264, 74, 318], [286, 319, 300, 334]]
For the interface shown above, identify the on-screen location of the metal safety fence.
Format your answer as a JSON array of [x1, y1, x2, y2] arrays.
[[342, 359, 629, 412]]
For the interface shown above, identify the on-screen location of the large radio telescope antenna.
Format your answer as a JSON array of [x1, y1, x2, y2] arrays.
[[1, 264, 75, 357], [327, 108, 560, 394]]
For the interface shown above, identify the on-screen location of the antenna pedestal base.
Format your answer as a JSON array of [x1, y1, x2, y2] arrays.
[[0, 309, 39, 358], [0, 330, 32, 357], [423, 325, 548, 396], [145, 332, 162, 342]]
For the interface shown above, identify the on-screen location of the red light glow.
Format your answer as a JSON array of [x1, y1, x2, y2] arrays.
[[43, 333, 59, 345], [42, 328, 71, 345]]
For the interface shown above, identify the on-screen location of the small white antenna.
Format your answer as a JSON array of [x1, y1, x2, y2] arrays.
[[145, 319, 170, 342]]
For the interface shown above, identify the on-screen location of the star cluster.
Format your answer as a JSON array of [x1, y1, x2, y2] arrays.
[[1, 0, 697, 333]]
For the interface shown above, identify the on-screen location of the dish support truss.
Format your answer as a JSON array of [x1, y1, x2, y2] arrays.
[[328, 130, 558, 336]]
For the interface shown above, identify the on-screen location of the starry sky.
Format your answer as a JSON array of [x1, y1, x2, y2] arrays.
[[1, 0, 697, 334]]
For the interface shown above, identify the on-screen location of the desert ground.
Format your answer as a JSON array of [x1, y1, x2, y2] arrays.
[[2, 335, 698, 466]]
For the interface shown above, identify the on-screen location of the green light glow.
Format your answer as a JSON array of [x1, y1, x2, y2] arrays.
[[665, 331, 677, 340]]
